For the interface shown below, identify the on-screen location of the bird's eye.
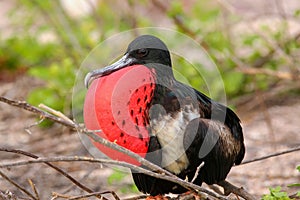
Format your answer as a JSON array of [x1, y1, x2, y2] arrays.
[[137, 49, 148, 57]]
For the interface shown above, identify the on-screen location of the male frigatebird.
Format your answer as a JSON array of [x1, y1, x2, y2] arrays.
[[84, 35, 245, 195]]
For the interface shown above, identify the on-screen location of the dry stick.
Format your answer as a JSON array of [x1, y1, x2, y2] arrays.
[[0, 97, 225, 199], [0, 97, 75, 129], [0, 97, 292, 199], [240, 145, 300, 165], [218, 180, 256, 200], [122, 194, 148, 200], [53, 191, 120, 200], [0, 97, 173, 176], [0, 156, 228, 200], [0, 96, 261, 199], [28, 179, 40, 200], [81, 128, 174, 177], [78, 130, 230, 199], [62, 167, 95, 194], [39, 104, 175, 178], [151, 0, 196, 38], [0, 170, 37, 200], [151, 0, 211, 50], [0, 96, 265, 200], [191, 162, 204, 183], [68, 191, 120, 200], [0, 148, 106, 200]]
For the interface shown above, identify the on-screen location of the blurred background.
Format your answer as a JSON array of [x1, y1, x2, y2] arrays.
[[0, 0, 299, 199]]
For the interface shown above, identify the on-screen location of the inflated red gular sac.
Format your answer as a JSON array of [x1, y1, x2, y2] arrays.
[[84, 64, 155, 165]]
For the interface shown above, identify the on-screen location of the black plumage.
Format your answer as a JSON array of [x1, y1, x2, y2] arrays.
[[132, 76, 245, 195], [85, 35, 245, 196]]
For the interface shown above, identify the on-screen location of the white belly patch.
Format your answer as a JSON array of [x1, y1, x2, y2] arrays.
[[150, 105, 200, 174]]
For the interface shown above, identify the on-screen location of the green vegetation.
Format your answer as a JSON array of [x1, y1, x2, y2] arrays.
[[262, 166, 300, 200], [1, 1, 299, 116], [108, 169, 139, 194]]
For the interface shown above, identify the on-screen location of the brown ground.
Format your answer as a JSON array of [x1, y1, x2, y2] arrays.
[[1, 0, 300, 199], [0, 73, 299, 200]]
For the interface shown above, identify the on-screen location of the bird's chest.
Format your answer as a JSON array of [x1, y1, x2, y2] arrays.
[[149, 106, 200, 174], [84, 65, 156, 164]]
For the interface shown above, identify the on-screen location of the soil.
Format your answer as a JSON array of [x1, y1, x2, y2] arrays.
[[1, 0, 300, 199]]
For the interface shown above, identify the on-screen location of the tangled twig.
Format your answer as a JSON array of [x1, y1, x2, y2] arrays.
[[3, 96, 299, 199]]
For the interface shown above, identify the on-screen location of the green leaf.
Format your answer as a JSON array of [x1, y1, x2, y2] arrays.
[[288, 183, 300, 187], [27, 88, 63, 111], [270, 187, 289, 199], [243, 34, 260, 46], [224, 71, 244, 95], [107, 170, 127, 185], [168, 1, 184, 17], [28, 66, 50, 80], [294, 9, 300, 17]]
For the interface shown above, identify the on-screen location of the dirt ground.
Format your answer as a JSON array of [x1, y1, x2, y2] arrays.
[[1, 0, 300, 199], [0, 72, 299, 200]]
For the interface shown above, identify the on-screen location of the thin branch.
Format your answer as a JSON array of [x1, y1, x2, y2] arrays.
[[0, 170, 37, 200], [0, 96, 76, 129], [240, 145, 300, 165], [122, 194, 148, 200], [0, 156, 227, 200], [236, 66, 299, 80], [25, 116, 45, 135], [81, 128, 175, 176], [28, 179, 40, 200], [191, 162, 204, 183], [0, 96, 174, 178], [69, 191, 120, 200], [151, 0, 210, 50], [151, 0, 196, 38], [62, 167, 96, 194], [53, 191, 121, 200], [0, 147, 102, 199], [0, 96, 270, 199], [218, 180, 256, 200], [39, 103, 75, 126]]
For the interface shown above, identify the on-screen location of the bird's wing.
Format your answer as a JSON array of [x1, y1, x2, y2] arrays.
[[173, 81, 245, 164], [193, 89, 245, 165], [182, 117, 243, 185]]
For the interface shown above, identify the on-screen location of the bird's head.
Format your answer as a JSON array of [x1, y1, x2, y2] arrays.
[[85, 35, 172, 88]]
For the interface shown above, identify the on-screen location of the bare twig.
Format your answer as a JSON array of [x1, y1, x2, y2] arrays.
[[53, 191, 121, 200], [0, 147, 101, 199], [122, 194, 148, 200], [236, 66, 299, 80], [0, 170, 37, 200], [150, 0, 210, 50], [39, 104, 75, 126], [62, 167, 96, 194], [0, 156, 227, 200], [240, 145, 300, 165], [191, 162, 205, 183], [81, 128, 175, 177], [25, 116, 45, 135], [218, 180, 256, 200], [28, 179, 40, 200], [0, 96, 175, 178], [0, 96, 76, 129], [0, 96, 272, 199], [69, 191, 120, 200], [151, 0, 196, 38]]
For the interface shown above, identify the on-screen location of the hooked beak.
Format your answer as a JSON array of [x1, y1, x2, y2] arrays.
[[84, 54, 136, 88]]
